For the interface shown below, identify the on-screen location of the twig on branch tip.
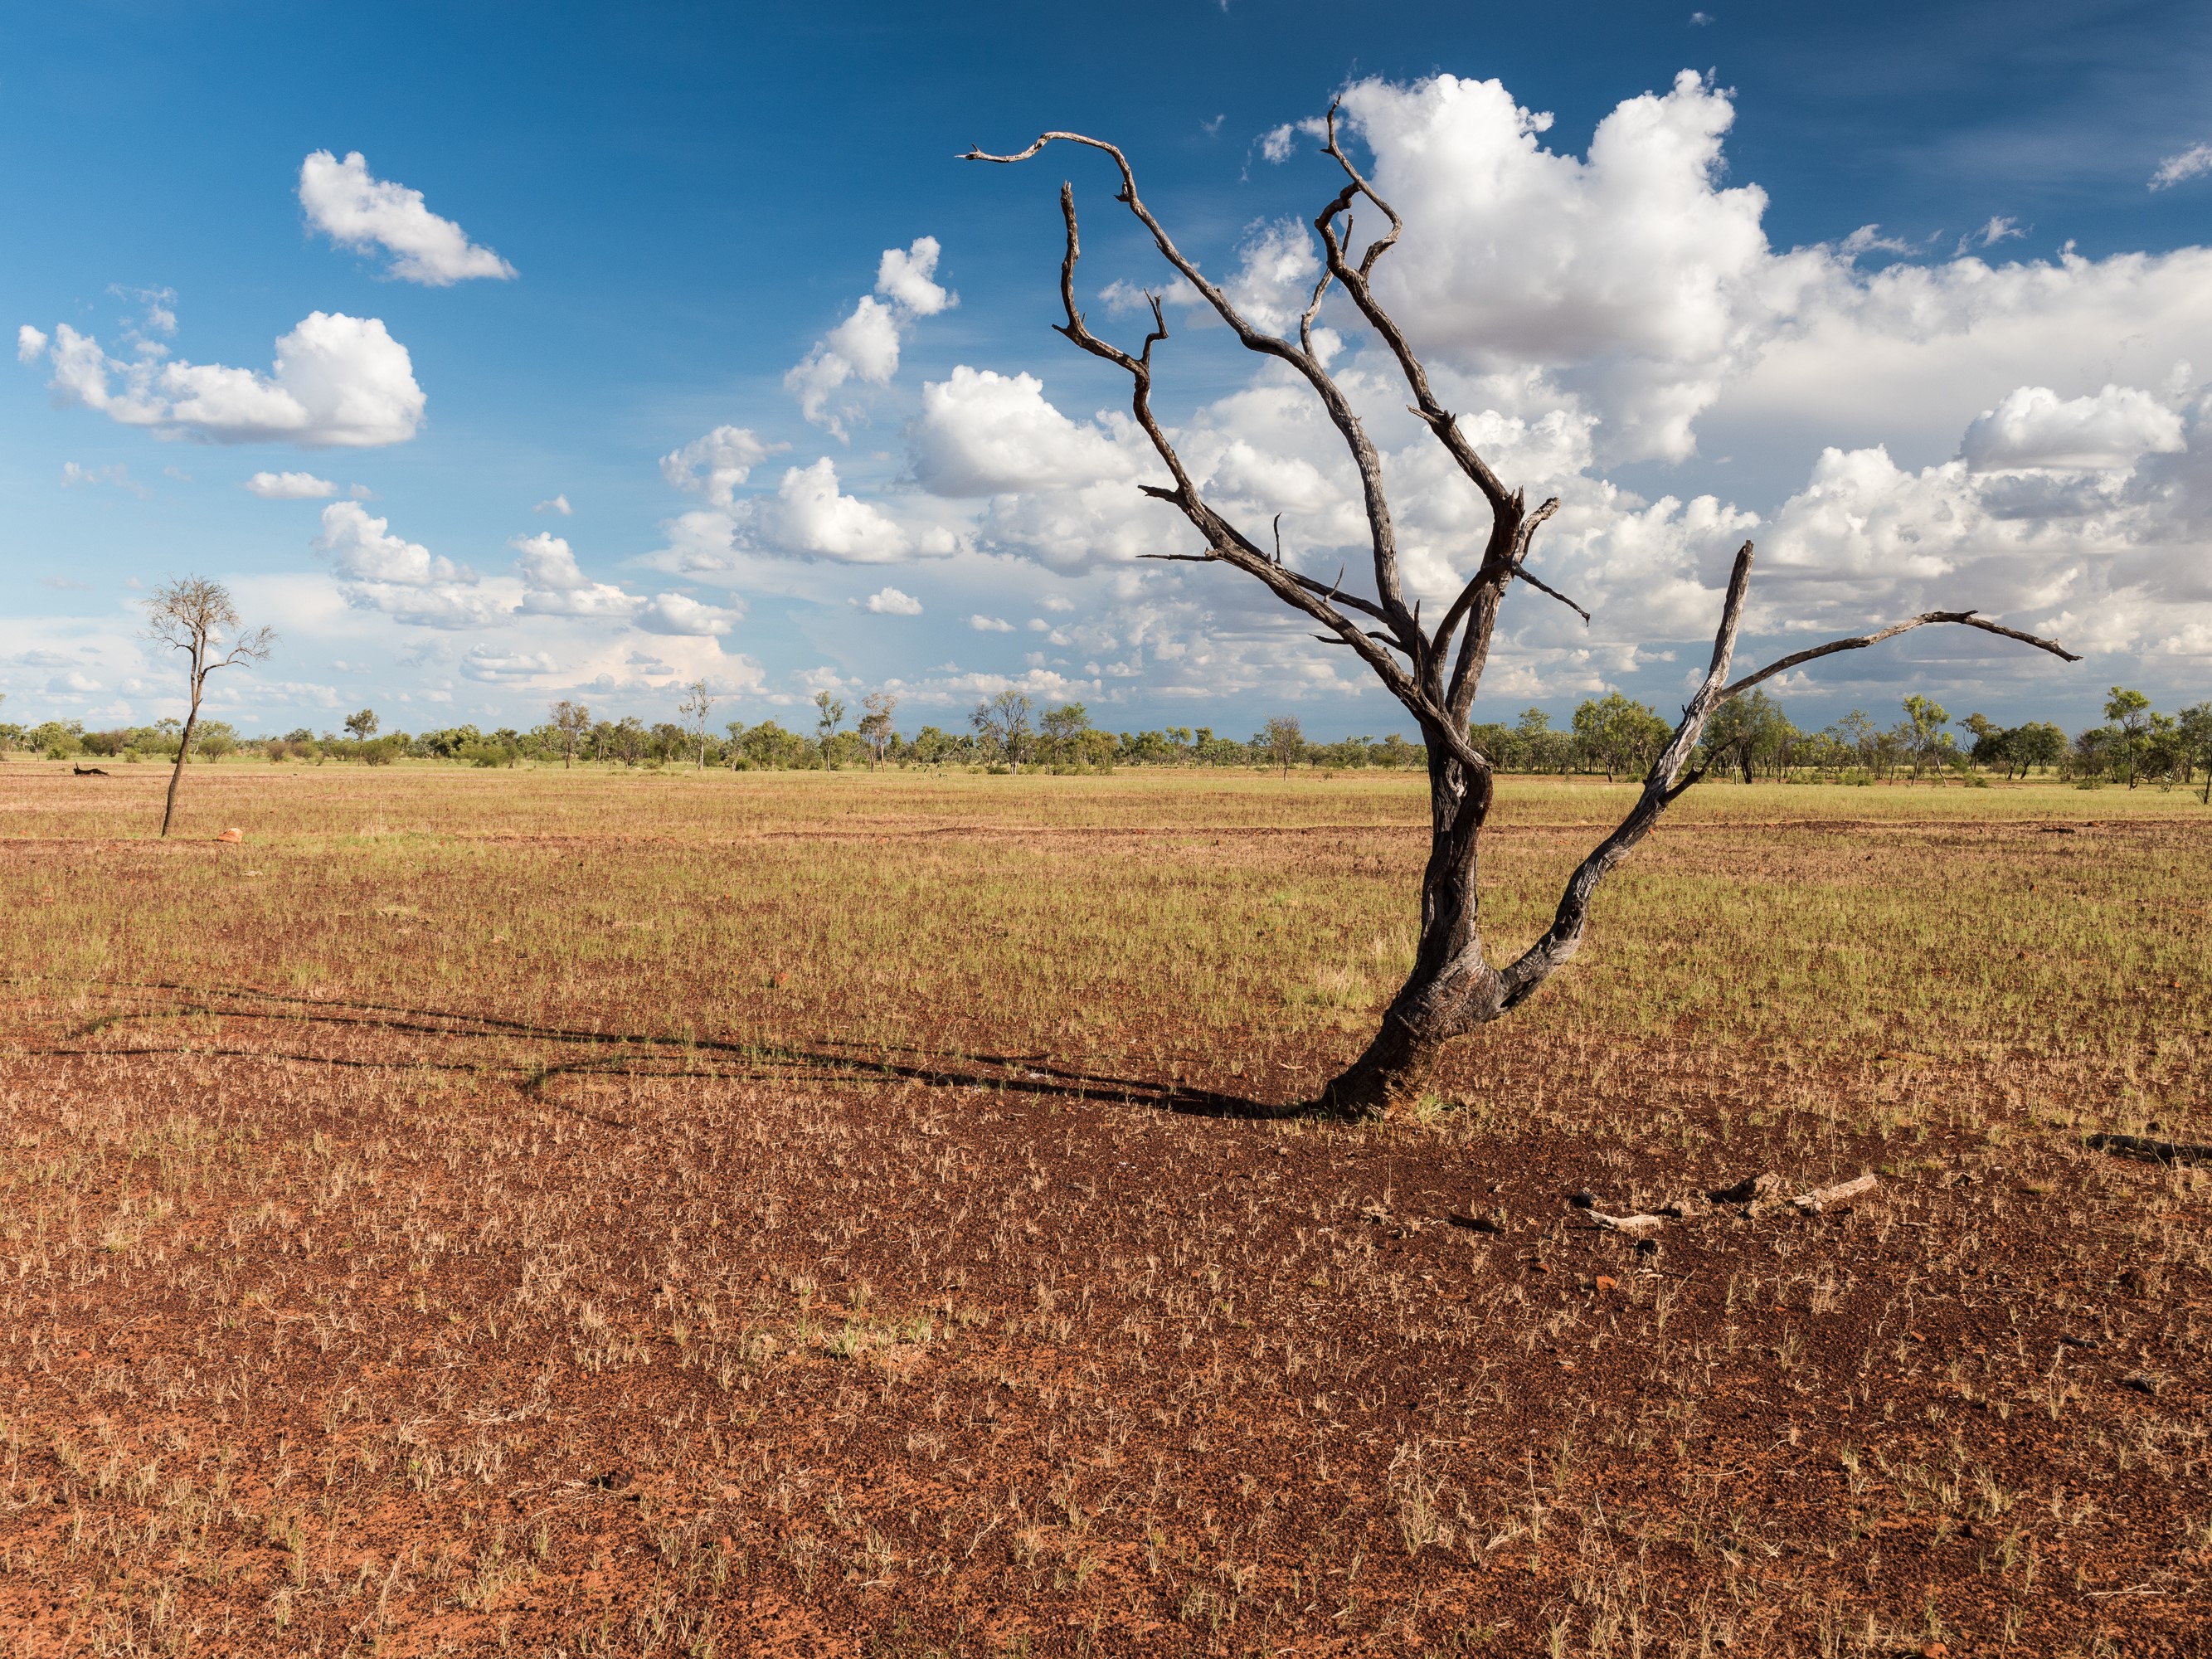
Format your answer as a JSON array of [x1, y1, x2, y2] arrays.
[[1513, 564, 1591, 626]]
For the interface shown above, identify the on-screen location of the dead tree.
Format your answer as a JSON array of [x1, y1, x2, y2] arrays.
[[143, 577, 274, 838], [965, 116, 2080, 1117]]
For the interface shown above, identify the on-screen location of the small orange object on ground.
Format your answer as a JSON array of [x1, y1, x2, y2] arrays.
[[214, 828, 244, 844]]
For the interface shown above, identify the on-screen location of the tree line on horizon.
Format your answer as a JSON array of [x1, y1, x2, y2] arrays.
[[12, 683, 2210, 793]]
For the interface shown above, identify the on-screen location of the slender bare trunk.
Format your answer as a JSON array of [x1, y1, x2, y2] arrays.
[[160, 683, 202, 838]]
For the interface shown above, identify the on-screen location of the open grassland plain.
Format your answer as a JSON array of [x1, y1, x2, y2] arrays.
[[0, 764, 2206, 1658]]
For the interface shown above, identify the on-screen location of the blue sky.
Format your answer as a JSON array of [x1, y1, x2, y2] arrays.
[[6, 0, 2212, 741]]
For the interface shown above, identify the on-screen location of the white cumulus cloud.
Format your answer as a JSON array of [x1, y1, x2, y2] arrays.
[[318, 500, 467, 585], [660, 426, 777, 508], [315, 500, 506, 628], [246, 470, 338, 499], [735, 456, 945, 563], [1959, 384, 2186, 471], [637, 592, 738, 635], [512, 531, 644, 619], [911, 367, 1145, 496], [460, 647, 555, 684], [785, 236, 956, 436], [299, 150, 515, 285], [23, 311, 425, 447], [873, 241, 955, 316], [1257, 118, 1325, 164], [1335, 69, 1803, 465], [863, 586, 923, 615]]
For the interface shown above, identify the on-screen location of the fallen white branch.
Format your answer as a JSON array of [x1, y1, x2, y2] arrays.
[[1790, 1173, 1879, 1214], [1587, 1211, 1667, 1238]]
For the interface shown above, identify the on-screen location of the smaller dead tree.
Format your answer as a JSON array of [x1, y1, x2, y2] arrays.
[[143, 577, 273, 839]]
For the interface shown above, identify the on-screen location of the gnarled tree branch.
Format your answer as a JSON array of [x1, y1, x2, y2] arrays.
[[1500, 541, 1756, 1006], [967, 132, 1423, 654], [1723, 612, 2082, 700]]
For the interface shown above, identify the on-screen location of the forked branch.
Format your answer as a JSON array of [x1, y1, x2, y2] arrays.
[[964, 131, 1588, 759], [1499, 544, 2078, 1008], [977, 144, 1504, 773], [967, 130, 1429, 655]]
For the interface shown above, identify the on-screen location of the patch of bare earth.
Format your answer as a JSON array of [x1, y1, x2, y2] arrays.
[[0, 1012, 2205, 1657]]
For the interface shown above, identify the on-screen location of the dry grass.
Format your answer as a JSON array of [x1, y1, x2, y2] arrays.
[[0, 761, 2205, 1655], [6, 763, 2206, 1113]]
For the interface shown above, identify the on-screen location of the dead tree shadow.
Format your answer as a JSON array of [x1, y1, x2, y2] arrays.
[[38, 979, 1296, 1122]]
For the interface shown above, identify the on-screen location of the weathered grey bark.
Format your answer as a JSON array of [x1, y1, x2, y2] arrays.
[[965, 115, 2080, 1118]]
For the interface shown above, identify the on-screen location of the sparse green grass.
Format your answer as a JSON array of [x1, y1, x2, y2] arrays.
[[2, 763, 2203, 1129]]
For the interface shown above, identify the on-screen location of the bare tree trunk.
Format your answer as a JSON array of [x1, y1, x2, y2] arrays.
[[160, 685, 202, 839], [1320, 752, 1496, 1113]]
